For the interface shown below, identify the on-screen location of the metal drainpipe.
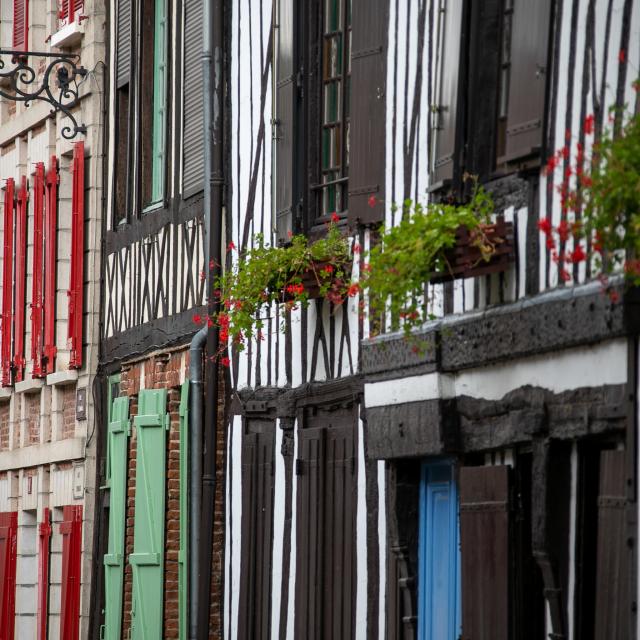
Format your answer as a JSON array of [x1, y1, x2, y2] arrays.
[[194, 0, 224, 637], [188, 326, 207, 640]]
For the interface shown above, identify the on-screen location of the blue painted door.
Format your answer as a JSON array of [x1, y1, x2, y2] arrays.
[[418, 461, 461, 640]]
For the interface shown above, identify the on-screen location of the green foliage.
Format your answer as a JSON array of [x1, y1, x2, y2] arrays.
[[583, 111, 640, 278], [362, 180, 495, 337], [215, 222, 351, 352]]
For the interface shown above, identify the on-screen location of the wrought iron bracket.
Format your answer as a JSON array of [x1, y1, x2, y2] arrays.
[[0, 50, 88, 139]]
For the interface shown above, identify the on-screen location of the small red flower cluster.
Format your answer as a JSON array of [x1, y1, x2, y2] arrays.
[[537, 217, 588, 282], [285, 283, 305, 296]]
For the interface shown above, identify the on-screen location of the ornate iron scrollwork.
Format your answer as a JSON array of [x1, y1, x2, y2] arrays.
[[0, 50, 88, 140]]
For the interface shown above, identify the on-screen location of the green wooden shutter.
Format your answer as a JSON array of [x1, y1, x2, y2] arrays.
[[178, 381, 189, 640], [103, 395, 129, 640], [503, 0, 552, 162], [151, 0, 168, 205], [182, 0, 204, 197], [274, 0, 296, 245], [130, 389, 169, 640]]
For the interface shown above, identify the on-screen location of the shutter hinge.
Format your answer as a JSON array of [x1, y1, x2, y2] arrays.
[[296, 68, 304, 97], [295, 458, 304, 475], [127, 418, 133, 437]]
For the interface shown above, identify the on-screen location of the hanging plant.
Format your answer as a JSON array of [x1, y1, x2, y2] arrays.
[[538, 96, 640, 299], [360, 177, 504, 339], [208, 215, 355, 362]]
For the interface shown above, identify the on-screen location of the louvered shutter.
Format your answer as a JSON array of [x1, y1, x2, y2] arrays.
[[274, 0, 296, 245], [178, 382, 189, 640], [59, 505, 82, 640], [2, 179, 15, 388], [59, 0, 83, 21], [103, 396, 130, 640], [130, 389, 168, 640], [44, 156, 59, 375], [431, 0, 465, 188], [68, 141, 85, 370], [37, 509, 51, 640], [459, 465, 510, 640], [13, 176, 28, 383], [116, 0, 132, 88], [594, 450, 629, 638], [238, 421, 276, 640], [347, 0, 388, 227], [182, 0, 204, 197], [12, 0, 28, 51], [503, 0, 552, 163], [31, 163, 45, 379], [0, 512, 17, 640]]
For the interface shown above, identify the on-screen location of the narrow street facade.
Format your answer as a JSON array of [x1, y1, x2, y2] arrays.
[[0, 1, 104, 638]]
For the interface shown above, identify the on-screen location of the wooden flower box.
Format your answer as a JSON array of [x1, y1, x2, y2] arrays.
[[430, 218, 515, 284]]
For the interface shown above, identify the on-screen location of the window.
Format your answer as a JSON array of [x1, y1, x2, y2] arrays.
[[12, 0, 28, 51], [112, 0, 168, 226], [316, 0, 351, 219], [431, 0, 552, 195]]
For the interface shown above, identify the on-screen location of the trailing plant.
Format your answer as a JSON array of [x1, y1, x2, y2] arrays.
[[539, 87, 640, 298], [206, 215, 353, 363], [360, 178, 498, 339]]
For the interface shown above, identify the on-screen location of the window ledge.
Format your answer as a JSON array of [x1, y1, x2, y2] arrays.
[[15, 378, 44, 394], [50, 20, 85, 50], [47, 369, 78, 387]]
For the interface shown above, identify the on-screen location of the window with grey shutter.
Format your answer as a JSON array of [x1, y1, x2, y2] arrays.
[[503, 0, 552, 163], [431, 0, 465, 189], [274, 0, 296, 245], [347, 0, 388, 227], [114, 0, 133, 226], [116, 0, 132, 89], [182, 0, 204, 198]]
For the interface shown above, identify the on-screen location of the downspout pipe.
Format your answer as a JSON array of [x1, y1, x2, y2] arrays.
[[189, 326, 207, 640], [195, 0, 225, 636]]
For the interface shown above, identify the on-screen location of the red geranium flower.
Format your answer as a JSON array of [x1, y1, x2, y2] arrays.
[[227, 241, 236, 252], [368, 195, 377, 208], [331, 212, 340, 224], [192, 313, 202, 324], [584, 114, 595, 136], [618, 49, 625, 63], [537, 217, 552, 234], [221, 356, 230, 368], [347, 283, 360, 297]]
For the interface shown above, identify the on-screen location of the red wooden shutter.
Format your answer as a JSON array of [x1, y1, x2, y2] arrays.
[[37, 508, 51, 640], [31, 163, 45, 378], [44, 156, 59, 375], [59, 505, 82, 640], [59, 0, 83, 22], [68, 142, 84, 369], [459, 465, 510, 640], [12, 0, 28, 51], [1, 179, 15, 388], [0, 511, 18, 640], [13, 176, 28, 383]]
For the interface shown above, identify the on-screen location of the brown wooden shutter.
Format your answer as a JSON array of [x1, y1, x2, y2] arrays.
[[347, 0, 388, 227], [594, 450, 629, 639], [182, 0, 204, 197], [503, 0, 552, 163], [238, 421, 276, 640], [431, 0, 465, 188], [275, 0, 296, 245], [116, 0, 132, 88], [459, 465, 510, 640], [294, 427, 325, 638]]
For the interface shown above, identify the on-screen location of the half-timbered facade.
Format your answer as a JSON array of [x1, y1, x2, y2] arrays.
[[0, 1, 104, 638], [224, 0, 640, 639], [96, 0, 215, 638]]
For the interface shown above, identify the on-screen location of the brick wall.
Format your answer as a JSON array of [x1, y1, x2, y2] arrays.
[[62, 387, 76, 439], [0, 401, 9, 451], [26, 393, 39, 445], [209, 373, 227, 639], [118, 349, 226, 638]]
